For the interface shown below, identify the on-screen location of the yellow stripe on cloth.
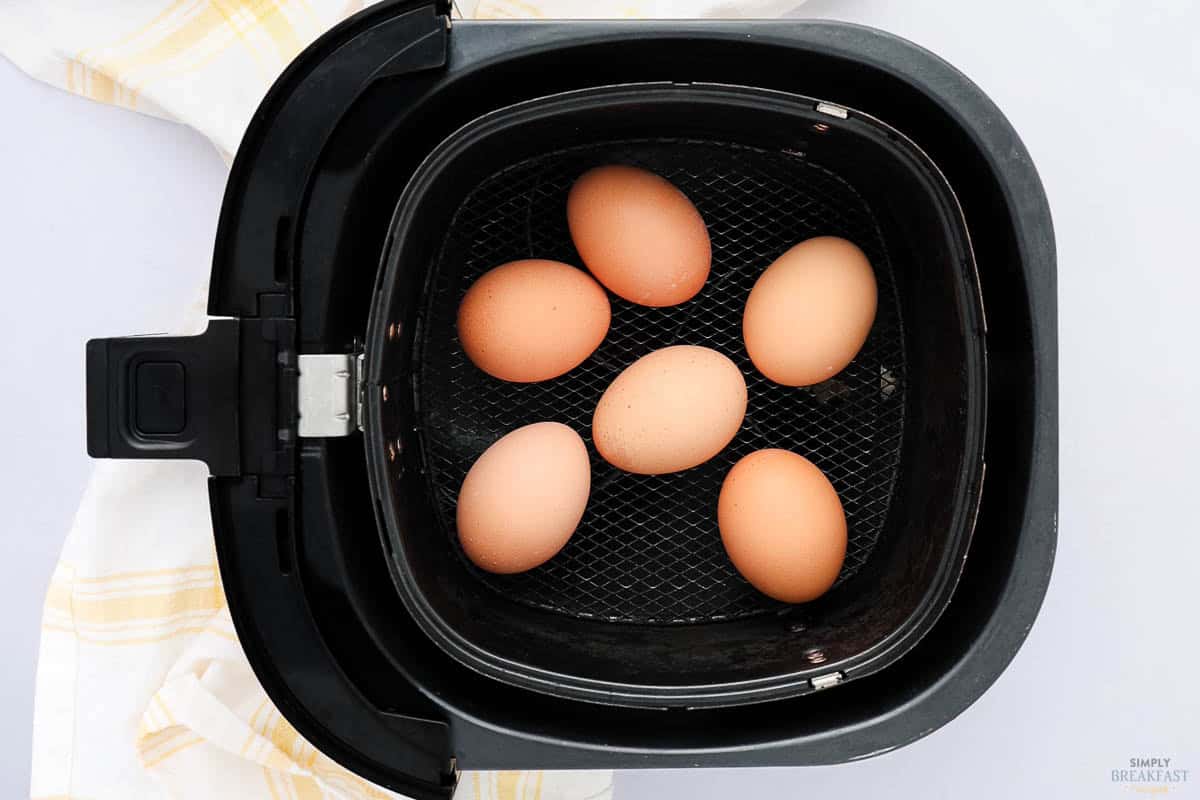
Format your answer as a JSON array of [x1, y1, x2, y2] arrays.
[[463, 770, 548, 800], [44, 580, 73, 617], [209, 0, 292, 73], [70, 0, 307, 101], [496, 771, 521, 800], [70, 584, 223, 625], [71, 564, 217, 584], [140, 726, 197, 764], [262, 766, 287, 800], [248, 0, 304, 60], [139, 725, 188, 753], [64, 60, 121, 104], [76, 0, 201, 64], [267, 708, 304, 762], [68, 0, 200, 104], [142, 734, 205, 769], [241, 698, 273, 757], [43, 623, 212, 646], [86, 2, 225, 81], [40, 560, 225, 646]]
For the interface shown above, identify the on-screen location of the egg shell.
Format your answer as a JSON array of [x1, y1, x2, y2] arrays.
[[567, 165, 711, 307], [593, 345, 747, 475], [718, 449, 847, 603], [743, 236, 878, 387], [457, 259, 611, 383], [457, 422, 591, 574]]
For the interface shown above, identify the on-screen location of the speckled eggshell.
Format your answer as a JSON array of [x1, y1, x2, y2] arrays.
[[456, 422, 591, 574], [592, 345, 747, 475], [567, 165, 711, 307], [457, 259, 611, 383], [718, 449, 847, 603], [743, 236, 878, 387]]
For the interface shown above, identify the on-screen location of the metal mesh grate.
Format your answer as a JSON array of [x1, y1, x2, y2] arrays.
[[414, 139, 906, 624]]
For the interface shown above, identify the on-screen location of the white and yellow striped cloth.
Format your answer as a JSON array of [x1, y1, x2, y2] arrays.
[[2, 0, 797, 797]]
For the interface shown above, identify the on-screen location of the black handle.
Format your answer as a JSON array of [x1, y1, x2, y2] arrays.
[[86, 320, 242, 476]]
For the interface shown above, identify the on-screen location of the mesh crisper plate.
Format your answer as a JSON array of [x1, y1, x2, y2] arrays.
[[415, 139, 906, 624]]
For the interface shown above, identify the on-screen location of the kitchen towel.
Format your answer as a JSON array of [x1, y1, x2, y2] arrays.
[[3, 0, 800, 798]]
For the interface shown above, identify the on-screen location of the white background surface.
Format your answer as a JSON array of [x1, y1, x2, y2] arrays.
[[1, 1, 1198, 798]]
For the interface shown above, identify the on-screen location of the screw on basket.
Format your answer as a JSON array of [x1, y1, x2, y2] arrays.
[[804, 648, 827, 665]]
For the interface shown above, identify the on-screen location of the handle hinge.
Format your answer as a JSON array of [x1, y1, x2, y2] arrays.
[[297, 353, 365, 437]]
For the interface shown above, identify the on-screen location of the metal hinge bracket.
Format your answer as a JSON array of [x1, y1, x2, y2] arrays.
[[815, 102, 849, 119], [811, 672, 845, 691], [297, 353, 365, 437]]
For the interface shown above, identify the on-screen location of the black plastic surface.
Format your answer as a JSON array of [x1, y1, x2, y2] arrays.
[[86, 316, 298, 482], [368, 83, 986, 708], [87, 321, 242, 475], [212, 472, 456, 800], [134, 362, 187, 435], [208, 0, 448, 321]]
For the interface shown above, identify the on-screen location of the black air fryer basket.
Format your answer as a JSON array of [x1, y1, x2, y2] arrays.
[[84, 3, 1056, 798], [371, 82, 986, 707]]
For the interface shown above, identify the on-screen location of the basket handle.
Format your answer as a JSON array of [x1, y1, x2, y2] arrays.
[[86, 320, 242, 476]]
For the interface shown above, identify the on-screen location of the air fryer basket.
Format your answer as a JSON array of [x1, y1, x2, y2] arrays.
[[366, 83, 986, 707], [422, 140, 905, 625], [83, 10, 1055, 789]]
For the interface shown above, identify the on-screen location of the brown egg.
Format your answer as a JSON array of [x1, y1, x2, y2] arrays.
[[457, 422, 590, 574], [718, 449, 847, 603], [567, 165, 711, 307], [743, 236, 878, 387], [457, 259, 611, 383], [593, 345, 746, 475]]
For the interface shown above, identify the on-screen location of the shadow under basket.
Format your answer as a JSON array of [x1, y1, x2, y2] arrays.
[[367, 83, 988, 708]]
